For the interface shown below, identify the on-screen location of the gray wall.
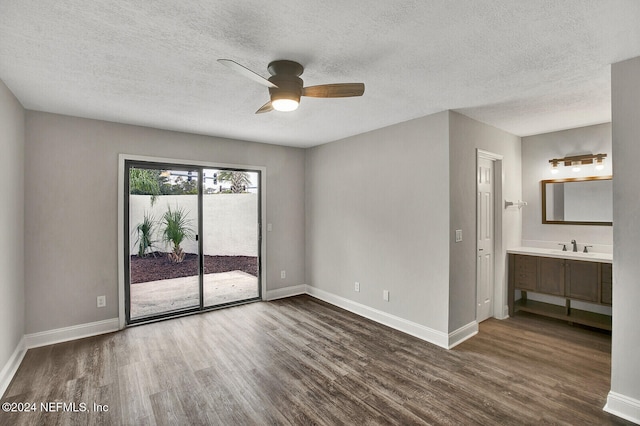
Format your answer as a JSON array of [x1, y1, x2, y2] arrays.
[[24, 111, 305, 333], [521, 123, 613, 249], [0, 81, 25, 370], [448, 111, 522, 332], [610, 56, 640, 411], [305, 112, 451, 332]]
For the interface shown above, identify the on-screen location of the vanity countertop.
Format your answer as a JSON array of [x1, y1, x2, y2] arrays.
[[507, 246, 612, 263]]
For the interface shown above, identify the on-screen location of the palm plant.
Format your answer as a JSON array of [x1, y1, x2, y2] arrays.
[[217, 171, 251, 193], [161, 205, 195, 263], [129, 168, 162, 206], [133, 212, 157, 257]]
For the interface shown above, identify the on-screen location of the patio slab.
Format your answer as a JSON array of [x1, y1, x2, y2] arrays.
[[130, 270, 258, 319]]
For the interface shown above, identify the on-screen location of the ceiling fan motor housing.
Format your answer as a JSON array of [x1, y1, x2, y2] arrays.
[[267, 60, 304, 77], [267, 60, 304, 105], [268, 75, 303, 104]]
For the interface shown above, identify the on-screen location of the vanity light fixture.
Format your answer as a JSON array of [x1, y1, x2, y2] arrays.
[[548, 153, 607, 173]]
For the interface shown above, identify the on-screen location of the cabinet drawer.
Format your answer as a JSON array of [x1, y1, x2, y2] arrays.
[[601, 263, 612, 305], [601, 281, 612, 305], [602, 263, 612, 283], [514, 255, 537, 290]]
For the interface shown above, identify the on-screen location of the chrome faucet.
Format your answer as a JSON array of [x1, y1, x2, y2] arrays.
[[571, 239, 578, 252]]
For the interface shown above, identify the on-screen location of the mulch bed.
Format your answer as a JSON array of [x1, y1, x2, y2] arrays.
[[130, 252, 258, 284]]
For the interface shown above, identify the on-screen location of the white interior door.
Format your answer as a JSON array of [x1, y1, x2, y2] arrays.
[[477, 157, 494, 322]]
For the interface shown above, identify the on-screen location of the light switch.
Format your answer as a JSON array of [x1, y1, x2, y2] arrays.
[[455, 229, 462, 242], [267, 223, 273, 232]]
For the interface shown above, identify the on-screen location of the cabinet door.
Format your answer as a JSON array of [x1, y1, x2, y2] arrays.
[[566, 260, 599, 302], [514, 255, 537, 290], [538, 257, 565, 296], [601, 263, 612, 305]]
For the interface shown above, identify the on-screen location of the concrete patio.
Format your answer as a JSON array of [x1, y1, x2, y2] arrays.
[[130, 271, 258, 319]]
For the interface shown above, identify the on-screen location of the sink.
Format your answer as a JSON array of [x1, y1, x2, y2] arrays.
[[553, 250, 596, 257]]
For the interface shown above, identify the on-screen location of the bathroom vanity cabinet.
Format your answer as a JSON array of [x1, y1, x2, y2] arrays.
[[508, 249, 612, 330]]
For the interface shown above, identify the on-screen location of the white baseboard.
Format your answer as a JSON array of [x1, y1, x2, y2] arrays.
[[0, 337, 26, 398], [499, 304, 510, 320], [448, 321, 478, 349], [265, 284, 307, 301], [24, 318, 119, 349], [604, 391, 640, 424], [306, 285, 449, 349]]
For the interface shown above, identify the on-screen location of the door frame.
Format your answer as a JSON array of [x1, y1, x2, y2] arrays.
[[117, 154, 267, 330], [476, 149, 505, 321]]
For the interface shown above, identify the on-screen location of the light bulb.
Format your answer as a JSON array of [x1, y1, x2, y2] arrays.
[[272, 98, 299, 112], [595, 157, 605, 171], [550, 162, 559, 174], [571, 161, 581, 172]]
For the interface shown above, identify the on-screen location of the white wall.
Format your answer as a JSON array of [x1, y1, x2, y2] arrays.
[[129, 193, 258, 256], [305, 112, 451, 334], [521, 123, 613, 251], [0, 80, 25, 386], [448, 111, 522, 332], [24, 111, 305, 334], [607, 56, 640, 423]]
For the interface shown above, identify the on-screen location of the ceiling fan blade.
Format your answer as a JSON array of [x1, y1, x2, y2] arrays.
[[218, 59, 278, 88], [255, 101, 273, 114], [302, 83, 365, 98]]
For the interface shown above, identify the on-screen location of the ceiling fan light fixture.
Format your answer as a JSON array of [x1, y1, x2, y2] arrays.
[[269, 75, 302, 112], [272, 98, 299, 112]]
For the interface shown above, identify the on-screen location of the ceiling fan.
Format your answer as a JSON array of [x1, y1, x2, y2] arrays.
[[218, 59, 365, 114]]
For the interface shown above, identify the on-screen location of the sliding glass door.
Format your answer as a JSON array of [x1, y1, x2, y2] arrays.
[[202, 168, 260, 307], [125, 161, 261, 325]]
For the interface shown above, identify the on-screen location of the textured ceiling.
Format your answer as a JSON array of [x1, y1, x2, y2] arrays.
[[1, 1, 640, 148]]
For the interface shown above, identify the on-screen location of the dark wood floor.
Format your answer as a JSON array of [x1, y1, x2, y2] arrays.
[[1, 295, 632, 425]]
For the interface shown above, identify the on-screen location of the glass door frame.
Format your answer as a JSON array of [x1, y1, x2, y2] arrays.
[[125, 160, 203, 325], [118, 154, 265, 329]]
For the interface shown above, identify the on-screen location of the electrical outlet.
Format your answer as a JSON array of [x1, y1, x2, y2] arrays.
[[267, 223, 273, 232], [355, 282, 360, 292], [280, 270, 286, 279], [97, 295, 106, 308], [383, 290, 389, 301]]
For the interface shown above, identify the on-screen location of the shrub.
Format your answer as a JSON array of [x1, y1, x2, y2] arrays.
[[161, 205, 195, 263], [133, 212, 157, 257]]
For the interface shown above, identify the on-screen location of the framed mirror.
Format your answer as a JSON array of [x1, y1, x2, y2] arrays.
[[541, 176, 613, 226]]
